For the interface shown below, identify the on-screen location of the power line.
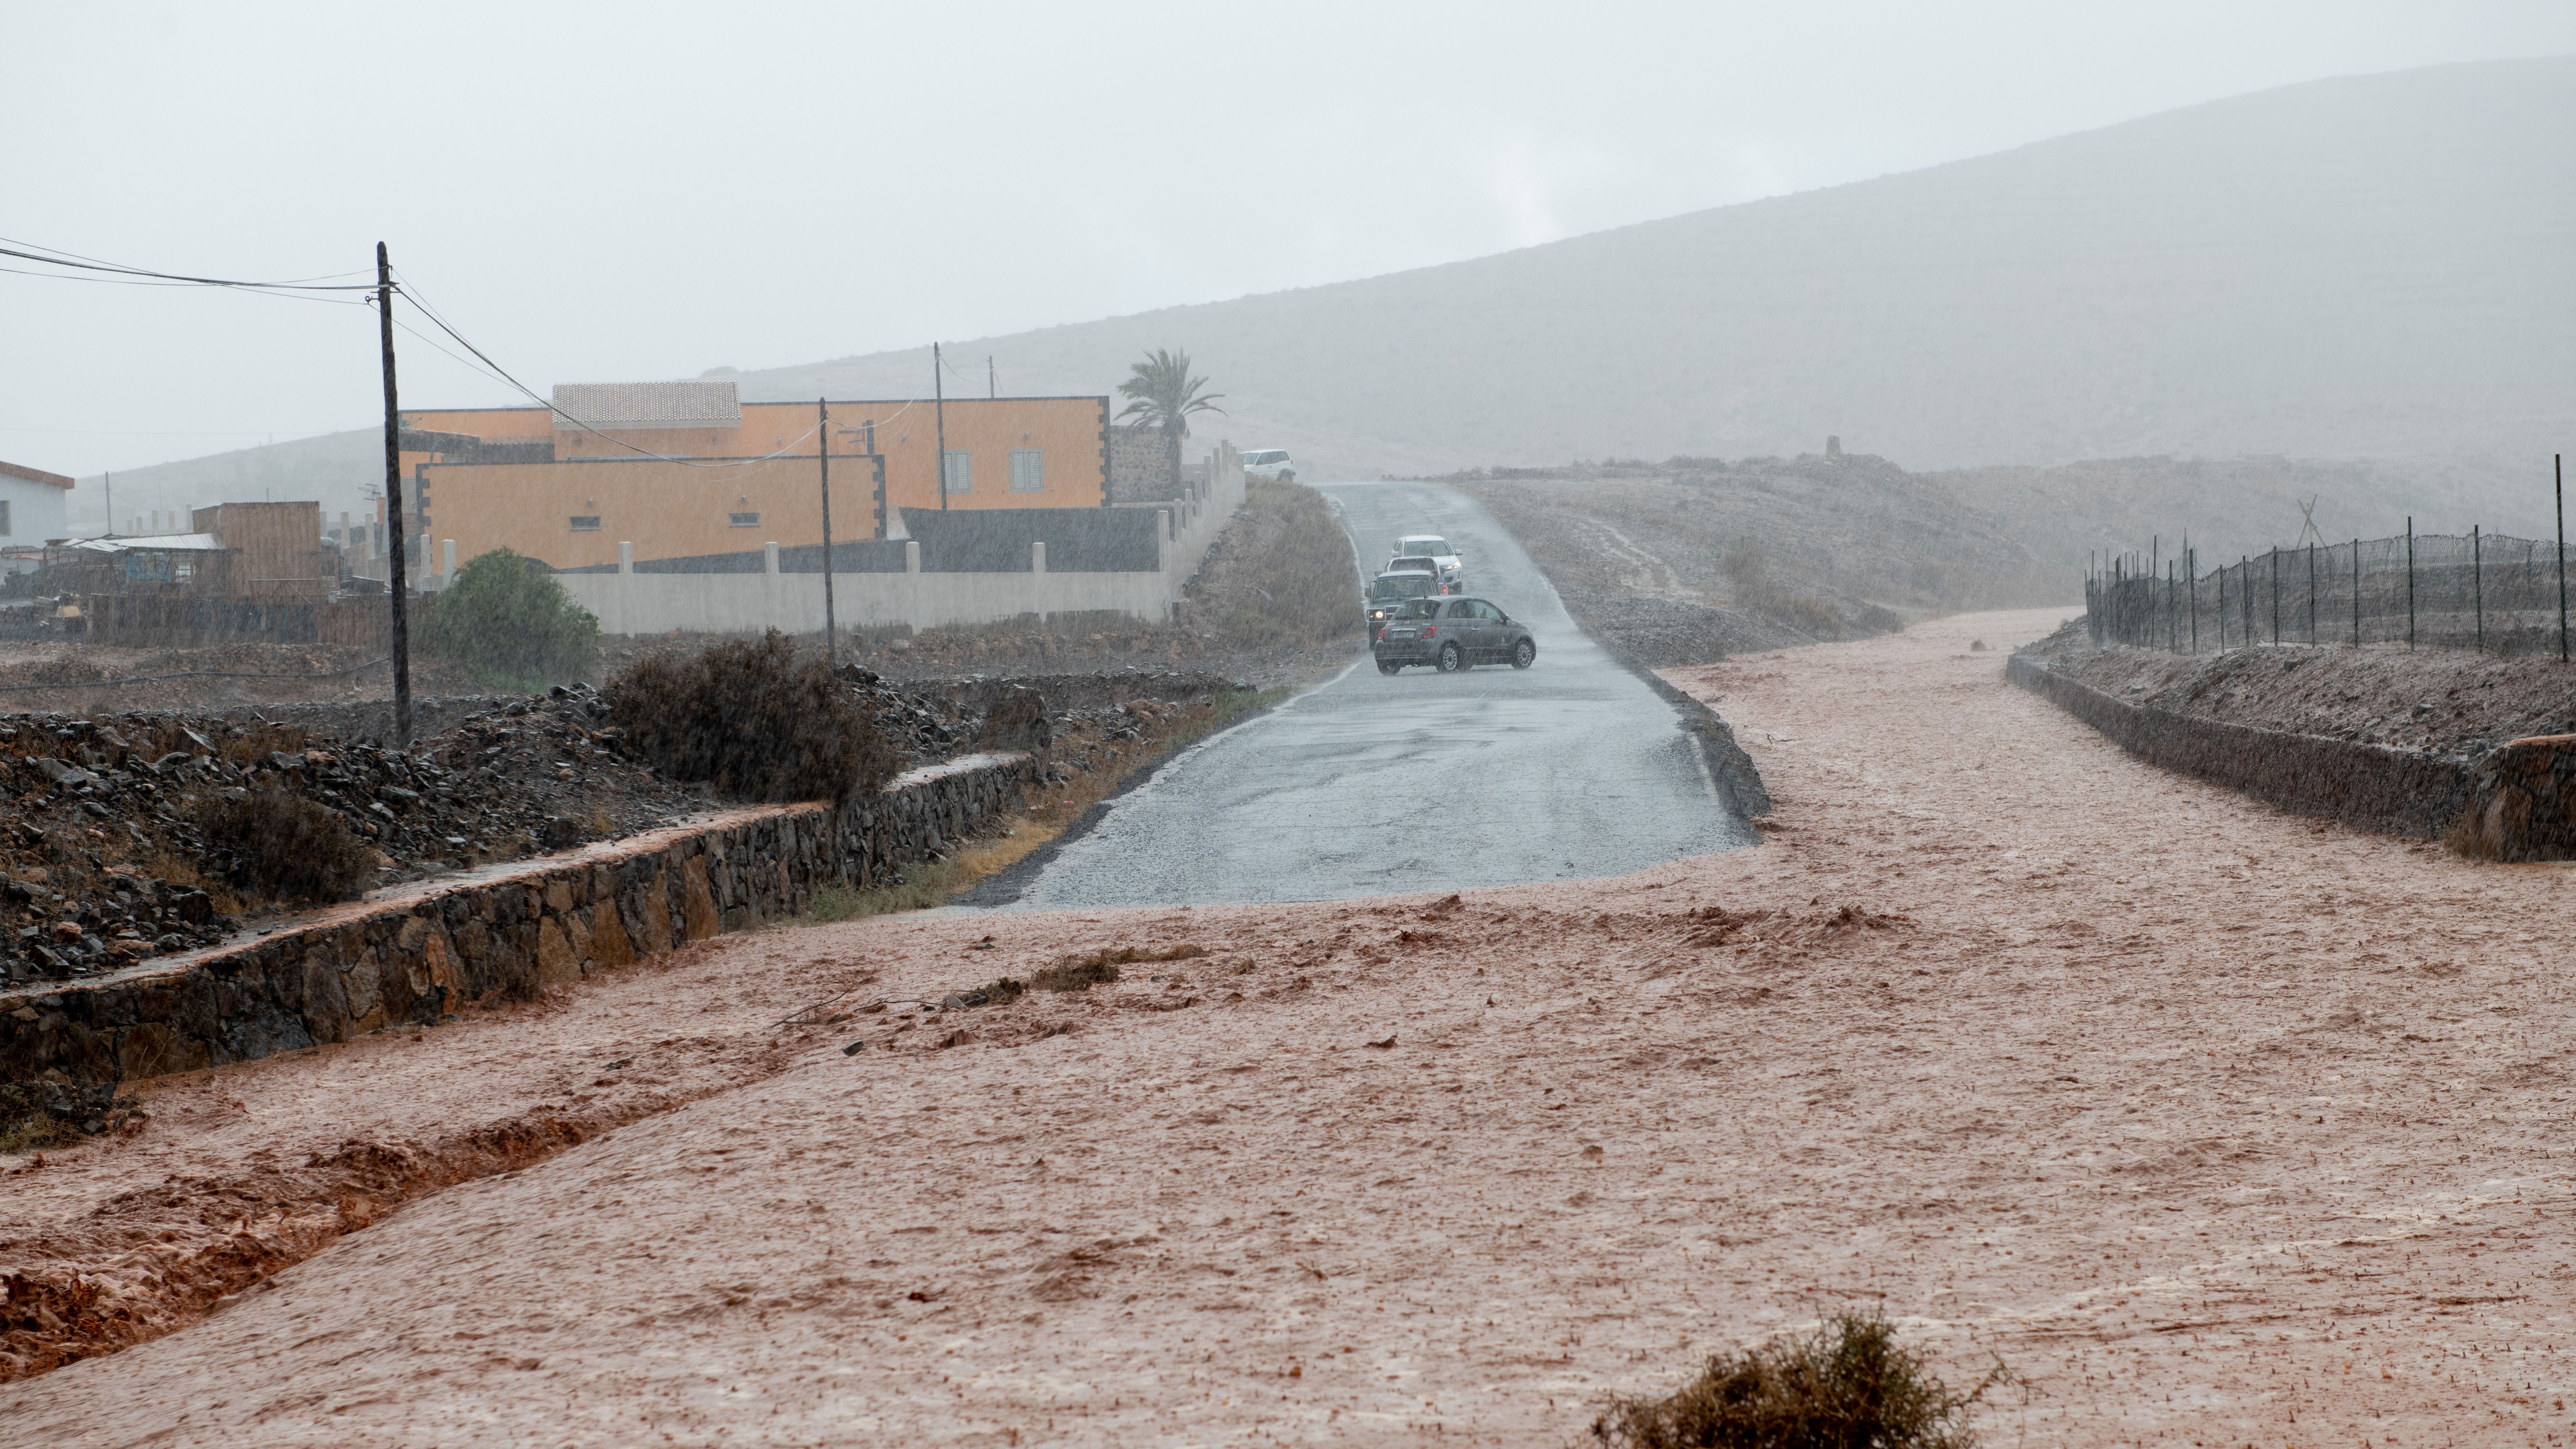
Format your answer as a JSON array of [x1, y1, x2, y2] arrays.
[[0, 237, 381, 291]]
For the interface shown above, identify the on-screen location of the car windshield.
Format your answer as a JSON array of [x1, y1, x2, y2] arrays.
[[1369, 574, 1435, 600], [1386, 599, 1440, 620], [1388, 557, 1436, 573], [1398, 538, 1451, 556]]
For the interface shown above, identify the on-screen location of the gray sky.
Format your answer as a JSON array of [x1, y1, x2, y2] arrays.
[[7, 1, 2572, 481]]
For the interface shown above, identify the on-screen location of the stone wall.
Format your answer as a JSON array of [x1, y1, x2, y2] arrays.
[[1106, 426, 1177, 504], [0, 751, 1041, 1093], [2008, 652, 2475, 839], [2453, 733, 2576, 860]]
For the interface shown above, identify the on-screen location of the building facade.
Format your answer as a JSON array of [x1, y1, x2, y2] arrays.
[[0, 460, 73, 554], [392, 381, 1111, 572]]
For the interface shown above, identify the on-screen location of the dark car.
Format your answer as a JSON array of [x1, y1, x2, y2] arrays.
[[1364, 570, 1444, 641], [1372, 596, 1537, 674]]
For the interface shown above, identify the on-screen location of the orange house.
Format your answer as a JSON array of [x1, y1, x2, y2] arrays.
[[391, 381, 1110, 571]]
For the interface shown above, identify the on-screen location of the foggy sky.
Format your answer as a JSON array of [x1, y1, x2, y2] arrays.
[[7, 1, 2573, 501]]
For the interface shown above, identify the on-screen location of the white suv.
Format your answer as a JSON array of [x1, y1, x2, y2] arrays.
[[1392, 534, 1464, 588], [1243, 449, 1295, 482]]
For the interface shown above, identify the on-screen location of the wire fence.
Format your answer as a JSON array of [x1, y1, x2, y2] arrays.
[[2087, 525, 2572, 660]]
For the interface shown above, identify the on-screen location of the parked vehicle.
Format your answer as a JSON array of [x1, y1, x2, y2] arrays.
[[1364, 571, 1443, 641], [1390, 534, 1464, 588], [1243, 449, 1295, 482], [1385, 555, 1448, 588], [1372, 596, 1537, 674]]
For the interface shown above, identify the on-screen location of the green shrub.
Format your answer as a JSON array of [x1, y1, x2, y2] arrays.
[[194, 785, 378, 905], [1592, 1311, 1998, 1449], [418, 548, 602, 693], [607, 630, 897, 803]]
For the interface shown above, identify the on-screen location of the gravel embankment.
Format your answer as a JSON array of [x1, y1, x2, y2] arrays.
[[2045, 636, 2576, 758]]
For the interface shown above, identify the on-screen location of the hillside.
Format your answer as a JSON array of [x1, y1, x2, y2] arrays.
[[81, 60, 2573, 547], [726, 58, 2573, 487]]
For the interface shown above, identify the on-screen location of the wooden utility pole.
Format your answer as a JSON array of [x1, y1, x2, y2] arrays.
[[987, 355, 995, 399], [378, 241, 412, 746], [2557, 454, 2567, 663], [819, 397, 836, 666], [933, 342, 949, 511]]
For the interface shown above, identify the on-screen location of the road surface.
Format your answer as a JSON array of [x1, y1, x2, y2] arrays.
[[981, 481, 1751, 907]]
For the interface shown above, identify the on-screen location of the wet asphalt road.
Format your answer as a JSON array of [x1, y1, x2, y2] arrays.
[[985, 481, 1752, 908]]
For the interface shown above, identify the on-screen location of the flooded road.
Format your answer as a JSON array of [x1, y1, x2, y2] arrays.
[[976, 480, 1752, 907]]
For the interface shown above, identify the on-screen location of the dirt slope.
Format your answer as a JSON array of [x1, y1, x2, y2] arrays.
[[7, 607, 2572, 1445]]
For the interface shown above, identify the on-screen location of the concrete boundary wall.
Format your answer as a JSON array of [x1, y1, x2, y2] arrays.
[[0, 752, 1041, 1092], [2007, 652, 2475, 839], [550, 446, 1248, 636]]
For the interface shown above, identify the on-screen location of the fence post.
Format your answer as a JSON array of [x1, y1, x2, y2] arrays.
[[2307, 541, 2316, 646], [2405, 517, 2415, 652], [2270, 546, 2280, 646], [2242, 556, 2252, 649], [2352, 539, 2361, 647], [2472, 525, 2482, 653], [2557, 454, 2568, 663], [2216, 557, 2226, 650], [2187, 545, 2198, 654]]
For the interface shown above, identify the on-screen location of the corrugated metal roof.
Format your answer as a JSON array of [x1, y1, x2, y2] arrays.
[[551, 380, 741, 433], [0, 460, 74, 488], [65, 532, 226, 553]]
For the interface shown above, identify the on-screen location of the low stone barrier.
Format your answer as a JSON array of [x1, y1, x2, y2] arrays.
[[2007, 652, 2475, 840], [0, 751, 1041, 1093]]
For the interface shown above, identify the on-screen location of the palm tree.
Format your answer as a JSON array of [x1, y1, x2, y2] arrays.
[[1116, 349, 1225, 490]]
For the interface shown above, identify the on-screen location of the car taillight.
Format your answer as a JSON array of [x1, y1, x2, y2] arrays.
[[1420, 626, 1436, 639]]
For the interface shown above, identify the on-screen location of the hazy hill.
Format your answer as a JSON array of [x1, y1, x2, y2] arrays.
[[729, 58, 2575, 484]]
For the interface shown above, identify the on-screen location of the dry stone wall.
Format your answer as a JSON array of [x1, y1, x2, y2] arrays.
[[1, 752, 1040, 1094], [2008, 652, 2474, 839]]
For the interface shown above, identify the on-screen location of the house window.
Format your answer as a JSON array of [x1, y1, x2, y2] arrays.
[[1009, 449, 1044, 492], [0, 501, 12, 537], [570, 516, 602, 532], [729, 511, 761, 527], [942, 450, 972, 494]]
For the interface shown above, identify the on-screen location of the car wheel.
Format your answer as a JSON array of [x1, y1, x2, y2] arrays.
[[1437, 642, 1464, 673], [1511, 638, 1536, 669], [1377, 660, 1402, 675]]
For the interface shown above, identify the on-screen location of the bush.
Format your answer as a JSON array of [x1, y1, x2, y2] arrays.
[[1592, 1312, 1996, 1449], [193, 786, 377, 905], [418, 548, 602, 693], [606, 630, 897, 802]]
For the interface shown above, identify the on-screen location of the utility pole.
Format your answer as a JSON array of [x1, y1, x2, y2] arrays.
[[378, 241, 412, 747], [819, 397, 836, 667], [2557, 454, 2567, 663], [102, 471, 112, 538], [987, 355, 995, 399], [933, 342, 949, 511]]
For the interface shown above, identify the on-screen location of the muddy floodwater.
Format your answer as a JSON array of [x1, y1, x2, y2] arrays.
[[980, 480, 1753, 907]]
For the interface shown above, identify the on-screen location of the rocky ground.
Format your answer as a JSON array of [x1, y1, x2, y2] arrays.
[[7, 609, 2570, 1444], [0, 642, 484, 717], [2031, 629, 2576, 760], [0, 668, 1240, 995]]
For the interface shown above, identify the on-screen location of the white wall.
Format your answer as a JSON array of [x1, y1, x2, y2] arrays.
[[0, 476, 69, 546], [555, 444, 1249, 636]]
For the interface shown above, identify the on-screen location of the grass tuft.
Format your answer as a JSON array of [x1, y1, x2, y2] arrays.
[[607, 630, 897, 803], [192, 785, 377, 906], [0, 1084, 83, 1157], [1592, 1311, 2001, 1449]]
